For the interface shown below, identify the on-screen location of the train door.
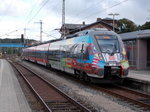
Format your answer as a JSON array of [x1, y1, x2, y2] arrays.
[[59, 45, 65, 71], [80, 43, 89, 71], [73, 43, 86, 72], [80, 43, 86, 70], [46, 43, 51, 67]]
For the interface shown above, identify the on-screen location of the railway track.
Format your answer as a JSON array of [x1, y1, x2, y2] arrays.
[[10, 61, 91, 112], [94, 84, 150, 110], [23, 60, 150, 110]]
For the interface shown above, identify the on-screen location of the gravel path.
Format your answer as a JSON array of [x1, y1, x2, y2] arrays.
[[22, 61, 145, 112]]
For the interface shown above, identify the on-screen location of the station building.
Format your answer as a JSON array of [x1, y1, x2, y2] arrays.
[[119, 30, 150, 70], [60, 18, 119, 37]]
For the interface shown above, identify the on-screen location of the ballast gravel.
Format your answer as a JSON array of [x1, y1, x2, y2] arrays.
[[22, 61, 146, 112]]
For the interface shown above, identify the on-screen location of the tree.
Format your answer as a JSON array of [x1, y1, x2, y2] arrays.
[[118, 18, 137, 33], [140, 21, 150, 30]]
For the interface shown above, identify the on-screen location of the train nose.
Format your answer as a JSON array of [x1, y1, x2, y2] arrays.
[[104, 66, 122, 77], [111, 66, 121, 75]]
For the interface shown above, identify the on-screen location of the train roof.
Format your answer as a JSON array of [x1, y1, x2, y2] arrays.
[[65, 28, 114, 39], [26, 28, 116, 48]]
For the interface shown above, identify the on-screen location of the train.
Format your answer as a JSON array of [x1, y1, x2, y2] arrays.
[[22, 28, 129, 83]]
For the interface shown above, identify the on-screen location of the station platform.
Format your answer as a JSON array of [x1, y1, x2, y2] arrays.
[[125, 70, 150, 93], [0, 59, 31, 112], [127, 70, 150, 83]]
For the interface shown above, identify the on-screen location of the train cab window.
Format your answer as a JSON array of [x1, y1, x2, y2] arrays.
[[95, 35, 120, 53]]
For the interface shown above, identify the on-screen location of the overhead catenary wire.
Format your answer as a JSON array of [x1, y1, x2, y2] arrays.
[[65, 0, 105, 22], [43, 30, 60, 36], [47, 0, 129, 36], [26, 0, 51, 25], [0, 30, 18, 37], [68, 0, 129, 24], [5, 0, 129, 41], [45, 0, 106, 34], [43, 31, 58, 39], [46, 0, 107, 37], [0, 0, 54, 40], [40, 0, 63, 32], [43, 0, 129, 39], [24, 0, 41, 27], [23, 0, 51, 41], [1, 0, 49, 38]]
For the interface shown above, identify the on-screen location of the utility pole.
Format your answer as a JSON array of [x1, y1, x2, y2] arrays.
[[24, 28, 30, 46], [62, 0, 65, 37], [35, 20, 43, 42], [40, 20, 42, 42], [24, 28, 26, 45], [108, 13, 119, 31], [62, 0, 65, 25]]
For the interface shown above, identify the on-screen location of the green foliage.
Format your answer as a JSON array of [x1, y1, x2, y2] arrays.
[[0, 38, 21, 43], [0, 47, 22, 55], [139, 21, 150, 30], [118, 18, 137, 33], [0, 38, 35, 45], [0, 38, 36, 55]]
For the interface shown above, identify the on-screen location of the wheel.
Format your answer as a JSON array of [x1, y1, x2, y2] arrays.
[[74, 70, 80, 79], [83, 73, 91, 83]]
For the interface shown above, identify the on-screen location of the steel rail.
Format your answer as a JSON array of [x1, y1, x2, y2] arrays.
[[95, 85, 150, 110], [21, 62, 92, 112], [114, 85, 150, 98], [20, 60, 150, 110], [10, 62, 52, 112], [10, 61, 91, 112]]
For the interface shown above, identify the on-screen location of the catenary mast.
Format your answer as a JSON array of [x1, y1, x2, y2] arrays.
[[62, 0, 65, 37]]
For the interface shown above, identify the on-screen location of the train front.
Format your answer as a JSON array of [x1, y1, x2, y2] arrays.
[[89, 30, 129, 81]]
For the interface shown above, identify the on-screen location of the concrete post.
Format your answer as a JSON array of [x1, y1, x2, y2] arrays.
[[136, 39, 147, 69]]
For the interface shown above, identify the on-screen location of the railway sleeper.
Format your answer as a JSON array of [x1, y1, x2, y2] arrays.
[[47, 103, 73, 107], [138, 98, 150, 104], [46, 101, 81, 111], [50, 107, 78, 111]]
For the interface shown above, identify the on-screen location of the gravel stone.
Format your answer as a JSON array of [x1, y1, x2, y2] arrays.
[[22, 61, 147, 112]]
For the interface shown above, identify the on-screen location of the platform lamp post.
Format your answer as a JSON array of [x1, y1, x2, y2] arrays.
[[108, 13, 119, 31]]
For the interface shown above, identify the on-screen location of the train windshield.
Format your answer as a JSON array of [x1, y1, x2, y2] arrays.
[[95, 35, 120, 53]]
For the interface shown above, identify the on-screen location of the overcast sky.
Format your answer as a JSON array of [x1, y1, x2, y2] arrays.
[[0, 0, 150, 41]]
